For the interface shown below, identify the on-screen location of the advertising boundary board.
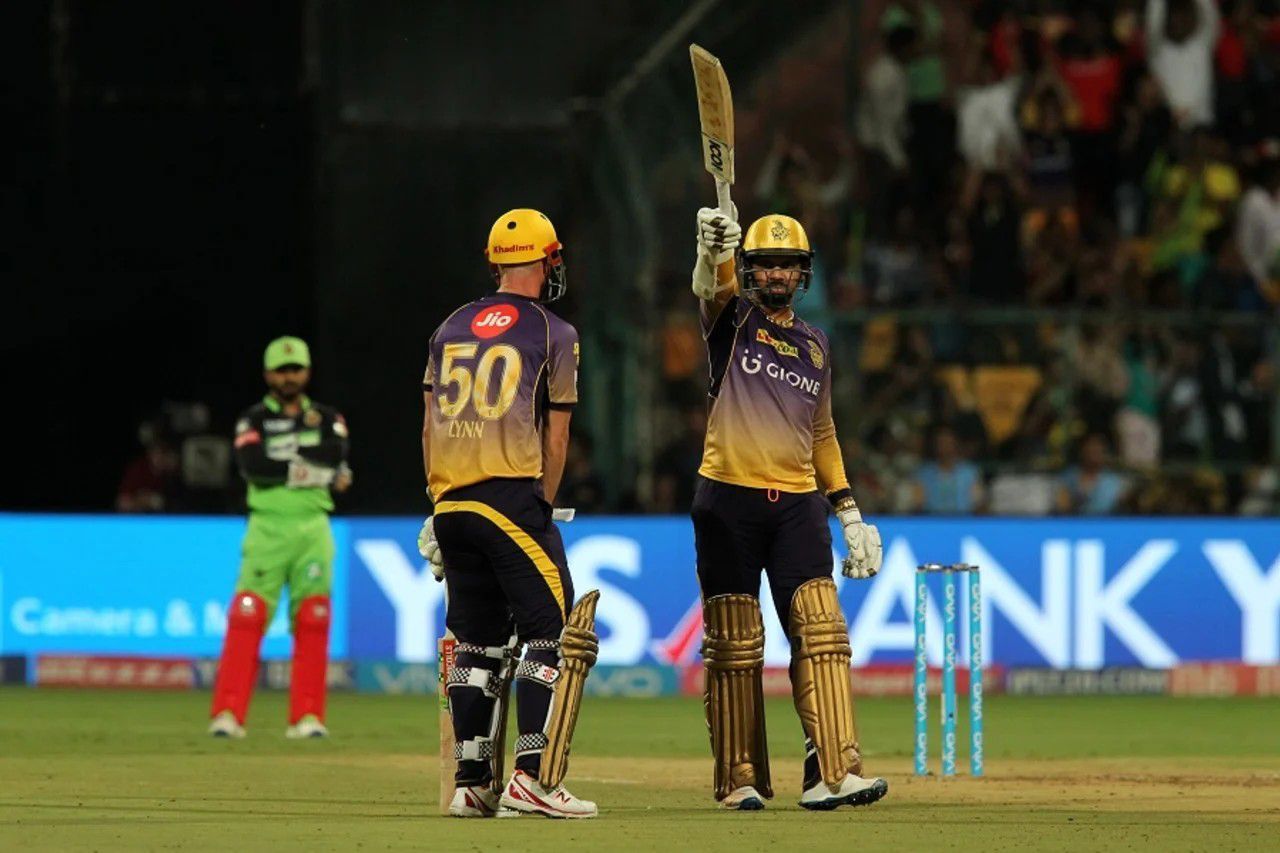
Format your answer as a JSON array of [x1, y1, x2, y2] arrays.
[[3, 515, 1278, 670]]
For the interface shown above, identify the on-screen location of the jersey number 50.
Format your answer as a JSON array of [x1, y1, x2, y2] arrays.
[[437, 343, 522, 420]]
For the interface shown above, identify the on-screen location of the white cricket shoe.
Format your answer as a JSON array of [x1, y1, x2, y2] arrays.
[[799, 773, 888, 810], [285, 714, 328, 739], [448, 784, 501, 818], [720, 785, 767, 811], [208, 710, 246, 739], [499, 769, 598, 819]]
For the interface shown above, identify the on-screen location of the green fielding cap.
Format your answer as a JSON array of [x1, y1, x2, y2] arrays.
[[263, 336, 311, 370]]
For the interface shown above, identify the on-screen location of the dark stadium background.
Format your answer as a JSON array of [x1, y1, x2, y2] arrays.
[[7, 0, 825, 513]]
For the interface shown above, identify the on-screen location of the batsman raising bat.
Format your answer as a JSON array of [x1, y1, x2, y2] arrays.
[[691, 205, 888, 812], [688, 43, 884, 814], [418, 208, 600, 819]]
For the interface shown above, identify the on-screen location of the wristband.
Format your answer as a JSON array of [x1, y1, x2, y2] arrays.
[[827, 488, 854, 510]]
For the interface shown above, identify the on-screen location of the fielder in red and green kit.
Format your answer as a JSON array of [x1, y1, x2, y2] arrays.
[[209, 336, 351, 739]]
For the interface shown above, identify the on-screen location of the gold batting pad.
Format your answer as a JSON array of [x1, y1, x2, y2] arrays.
[[538, 590, 601, 789], [790, 577, 862, 786], [702, 594, 772, 800]]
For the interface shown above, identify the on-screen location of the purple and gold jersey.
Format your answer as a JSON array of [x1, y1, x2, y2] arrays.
[[698, 295, 839, 493], [423, 293, 579, 502]]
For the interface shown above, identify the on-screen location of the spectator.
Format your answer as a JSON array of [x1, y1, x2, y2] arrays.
[[882, 0, 954, 231], [1116, 335, 1163, 467], [1025, 210, 1080, 305], [912, 424, 984, 513], [1238, 464, 1279, 515], [1115, 71, 1174, 236], [1149, 127, 1241, 274], [1213, 0, 1261, 146], [116, 420, 181, 512], [1196, 225, 1258, 308], [863, 205, 934, 305], [956, 45, 1023, 173], [1055, 7, 1124, 213], [858, 24, 915, 230], [1022, 88, 1079, 246], [1073, 325, 1130, 431], [1235, 145, 1280, 306], [1056, 432, 1128, 514], [1238, 357, 1276, 462], [1160, 336, 1210, 459], [960, 169, 1023, 304], [1146, 0, 1220, 129]]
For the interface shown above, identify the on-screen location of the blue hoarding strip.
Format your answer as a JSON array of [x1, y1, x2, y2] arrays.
[[3, 515, 1280, 670]]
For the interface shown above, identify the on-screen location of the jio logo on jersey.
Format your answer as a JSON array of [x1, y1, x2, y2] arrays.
[[471, 304, 519, 339]]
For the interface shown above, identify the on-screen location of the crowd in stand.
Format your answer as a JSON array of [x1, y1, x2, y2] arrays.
[[653, 0, 1280, 517]]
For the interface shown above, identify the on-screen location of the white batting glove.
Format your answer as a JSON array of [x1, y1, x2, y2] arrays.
[[551, 508, 576, 523], [837, 503, 882, 580], [417, 516, 445, 581], [697, 206, 741, 262], [692, 207, 741, 300]]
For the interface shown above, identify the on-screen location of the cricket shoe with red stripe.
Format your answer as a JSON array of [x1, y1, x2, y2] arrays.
[[799, 773, 888, 811], [448, 784, 501, 818], [499, 770, 597, 819]]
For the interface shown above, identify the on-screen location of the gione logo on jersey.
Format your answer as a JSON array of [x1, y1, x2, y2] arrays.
[[740, 348, 821, 397]]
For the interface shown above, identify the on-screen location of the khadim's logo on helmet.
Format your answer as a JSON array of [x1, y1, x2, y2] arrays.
[[485, 207, 569, 303], [485, 209, 560, 265]]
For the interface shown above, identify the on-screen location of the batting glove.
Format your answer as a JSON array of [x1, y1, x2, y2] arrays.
[[417, 516, 445, 581], [696, 206, 741, 262], [692, 207, 741, 300], [837, 503, 882, 580]]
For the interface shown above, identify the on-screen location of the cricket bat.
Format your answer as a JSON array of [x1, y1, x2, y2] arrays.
[[438, 632, 456, 815], [689, 43, 738, 291]]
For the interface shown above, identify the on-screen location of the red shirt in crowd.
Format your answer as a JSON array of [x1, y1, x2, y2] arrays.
[[1216, 24, 1247, 80], [1058, 53, 1123, 133]]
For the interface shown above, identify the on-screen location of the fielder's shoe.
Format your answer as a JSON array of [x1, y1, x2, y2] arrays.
[[285, 714, 328, 739], [799, 774, 888, 811], [720, 786, 767, 811], [449, 784, 501, 818], [207, 710, 246, 739], [499, 770, 598, 819]]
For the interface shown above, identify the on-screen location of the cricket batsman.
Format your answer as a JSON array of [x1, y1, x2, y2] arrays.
[[208, 336, 351, 739], [689, 207, 888, 810], [417, 209, 600, 819]]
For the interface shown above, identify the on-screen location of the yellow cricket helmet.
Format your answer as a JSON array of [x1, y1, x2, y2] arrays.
[[740, 214, 814, 309], [743, 214, 811, 253], [485, 208, 568, 302]]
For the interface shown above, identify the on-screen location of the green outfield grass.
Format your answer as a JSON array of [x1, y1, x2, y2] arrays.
[[0, 688, 1276, 851]]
